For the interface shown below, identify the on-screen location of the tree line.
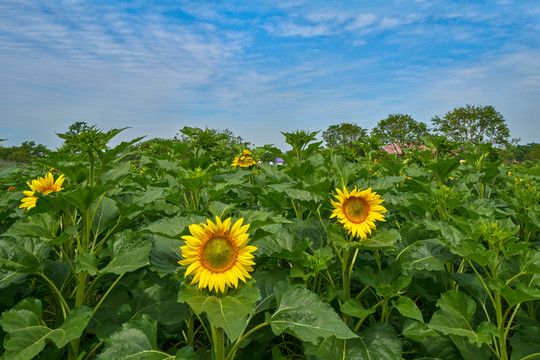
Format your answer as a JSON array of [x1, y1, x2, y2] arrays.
[[1, 105, 539, 164], [322, 104, 539, 161]]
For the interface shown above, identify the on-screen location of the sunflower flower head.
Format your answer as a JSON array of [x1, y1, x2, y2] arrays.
[[179, 216, 257, 294], [19, 172, 65, 210], [231, 149, 256, 168], [330, 186, 387, 239]]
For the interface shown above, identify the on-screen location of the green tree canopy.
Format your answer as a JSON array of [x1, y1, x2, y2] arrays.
[[371, 114, 428, 145], [322, 123, 368, 148], [431, 105, 511, 147], [525, 144, 540, 161], [0, 141, 49, 162]]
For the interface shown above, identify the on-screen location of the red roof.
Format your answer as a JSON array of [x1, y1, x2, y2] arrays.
[[381, 142, 430, 155]]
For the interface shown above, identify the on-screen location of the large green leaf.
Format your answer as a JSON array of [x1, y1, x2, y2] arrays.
[[92, 196, 120, 237], [426, 158, 461, 183], [393, 296, 423, 322], [402, 319, 439, 342], [2, 213, 77, 245], [97, 315, 197, 360], [358, 323, 402, 360], [75, 252, 98, 275], [178, 281, 261, 341], [341, 298, 376, 319], [143, 214, 208, 239], [148, 234, 183, 275], [51, 186, 109, 212], [309, 324, 402, 360], [329, 227, 400, 251], [425, 220, 490, 265], [306, 336, 370, 360], [0, 237, 50, 273], [100, 230, 152, 275], [268, 282, 356, 344], [98, 136, 145, 169], [252, 270, 289, 312], [0, 298, 92, 360], [428, 291, 497, 347], [398, 238, 454, 271], [131, 281, 190, 326], [252, 227, 311, 259], [488, 279, 540, 307], [509, 311, 540, 360]]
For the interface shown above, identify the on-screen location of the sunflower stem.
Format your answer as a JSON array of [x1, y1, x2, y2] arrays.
[[211, 324, 226, 360]]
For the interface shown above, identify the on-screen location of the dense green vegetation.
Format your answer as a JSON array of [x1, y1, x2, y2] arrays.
[[0, 110, 539, 359], [0, 106, 540, 360]]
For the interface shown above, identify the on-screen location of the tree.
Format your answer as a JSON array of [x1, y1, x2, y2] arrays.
[[371, 114, 428, 145], [509, 142, 539, 162], [525, 144, 540, 161], [65, 121, 91, 136], [431, 105, 510, 147], [0, 141, 49, 162], [322, 123, 368, 148]]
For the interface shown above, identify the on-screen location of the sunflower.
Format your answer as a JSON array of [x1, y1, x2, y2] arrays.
[[179, 216, 257, 293], [330, 186, 387, 239], [231, 149, 256, 168], [19, 172, 65, 210]]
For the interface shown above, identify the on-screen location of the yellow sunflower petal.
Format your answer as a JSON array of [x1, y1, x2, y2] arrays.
[[330, 186, 387, 239], [179, 216, 256, 294]]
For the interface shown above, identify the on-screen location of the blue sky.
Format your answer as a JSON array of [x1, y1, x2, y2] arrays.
[[1, 0, 539, 150]]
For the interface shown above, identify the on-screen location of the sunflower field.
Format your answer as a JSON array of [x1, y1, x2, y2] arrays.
[[1, 127, 540, 360]]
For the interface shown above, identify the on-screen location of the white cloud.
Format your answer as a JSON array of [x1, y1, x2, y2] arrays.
[[346, 14, 378, 30]]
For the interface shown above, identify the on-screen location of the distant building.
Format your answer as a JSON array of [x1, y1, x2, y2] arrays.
[[276, 157, 285, 165], [381, 143, 430, 155]]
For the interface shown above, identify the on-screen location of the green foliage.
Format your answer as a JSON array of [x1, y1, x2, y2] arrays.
[[0, 126, 539, 360], [371, 114, 429, 145], [268, 282, 356, 343], [0, 141, 50, 163], [281, 129, 322, 164], [525, 144, 540, 161], [432, 104, 510, 147], [322, 123, 368, 148]]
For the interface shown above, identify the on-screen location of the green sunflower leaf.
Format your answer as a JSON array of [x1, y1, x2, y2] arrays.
[[268, 282, 357, 344], [305, 323, 401, 360], [178, 281, 261, 341], [0, 237, 50, 273], [100, 230, 152, 275], [0, 298, 92, 360], [428, 290, 497, 347], [97, 314, 197, 360]]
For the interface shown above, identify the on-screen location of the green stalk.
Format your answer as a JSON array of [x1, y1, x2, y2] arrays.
[[354, 296, 390, 332], [88, 152, 95, 187], [70, 208, 92, 360], [184, 317, 196, 347], [211, 324, 225, 360], [494, 291, 507, 360], [90, 273, 125, 320], [520, 353, 540, 360], [342, 249, 351, 301], [38, 272, 70, 320], [225, 322, 269, 360]]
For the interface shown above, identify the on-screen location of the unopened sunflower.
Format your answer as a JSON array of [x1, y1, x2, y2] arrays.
[[331, 186, 387, 239], [179, 216, 257, 293], [231, 149, 255, 168], [20, 172, 65, 210]]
